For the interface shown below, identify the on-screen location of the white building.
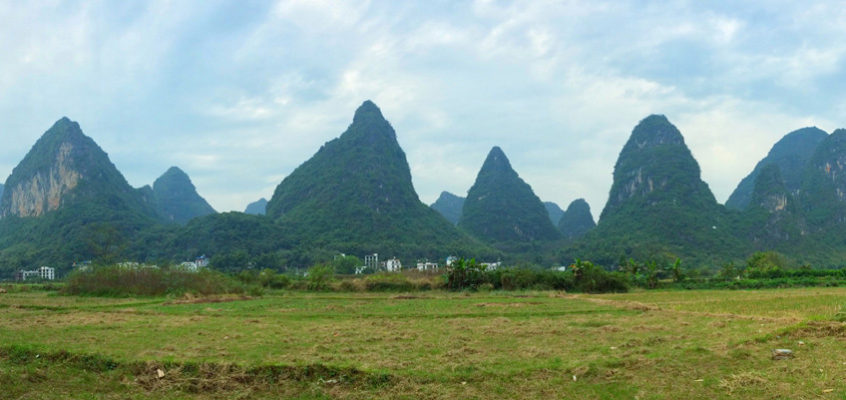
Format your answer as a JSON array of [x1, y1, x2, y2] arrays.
[[179, 261, 200, 271], [445, 256, 458, 267], [385, 258, 402, 272], [364, 253, 379, 270], [481, 262, 502, 271], [38, 266, 55, 280], [416, 262, 439, 271], [18, 266, 55, 281]]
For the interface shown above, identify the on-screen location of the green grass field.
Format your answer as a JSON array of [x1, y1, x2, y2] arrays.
[[2, 287, 846, 399]]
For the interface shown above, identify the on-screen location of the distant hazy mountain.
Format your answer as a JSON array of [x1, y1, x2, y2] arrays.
[[558, 199, 595, 240], [544, 202, 565, 226], [431, 191, 464, 225], [150, 166, 216, 225], [0, 183, 4, 205], [266, 100, 495, 260], [459, 146, 560, 247], [727, 127, 828, 210], [244, 198, 268, 215]]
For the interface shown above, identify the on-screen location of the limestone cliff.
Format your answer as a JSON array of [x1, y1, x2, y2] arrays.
[[0, 117, 156, 220]]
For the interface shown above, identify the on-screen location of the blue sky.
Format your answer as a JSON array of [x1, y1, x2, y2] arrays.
[[1, 1, 844, 215]]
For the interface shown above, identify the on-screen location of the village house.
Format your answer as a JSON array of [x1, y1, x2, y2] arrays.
[[17, 266, 55, 281], [416, 261, 439, 271], [481, 261, 502, 271], [384, 257, 402, 272], [364, 253, 379, 270]]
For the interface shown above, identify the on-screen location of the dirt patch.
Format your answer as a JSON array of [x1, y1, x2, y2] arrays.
[[163, 295, 253, 305], [719, 371, 767, 394], [787, 321, 846, 338], [581, 298, 660, 312], [392, 295, 422, 300], [475, 302, 542, 308]]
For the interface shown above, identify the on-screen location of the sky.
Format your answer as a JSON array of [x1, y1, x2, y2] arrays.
[[1, 0, 845, 216]]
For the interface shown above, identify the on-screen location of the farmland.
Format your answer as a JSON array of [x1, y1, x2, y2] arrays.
[[2, 287, 846, 399]]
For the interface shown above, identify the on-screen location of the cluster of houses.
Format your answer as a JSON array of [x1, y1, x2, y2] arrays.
[[15, 266, 56, 281], [352, 253, 501, 274], [12, 255, 211, 281], [357, 253, 404, 274]]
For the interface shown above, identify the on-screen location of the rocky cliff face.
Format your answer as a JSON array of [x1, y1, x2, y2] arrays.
[[5, 142, 80, 217], [0, 118, 98, 218], [743, 163, 803, 245]]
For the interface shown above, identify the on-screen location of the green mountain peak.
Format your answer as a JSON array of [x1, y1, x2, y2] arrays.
[[567, 115, 730, 266], [0, 117, 152, 219], [726, 127, 828, 210], [244, 198, 268, 215], [544, 201, 565, 225], [459, 146, 560, 247], [151, 166, 216, 225], [431, 191, 465, 225], [558, 199, 595, 240], [266, 101, 493, 260]]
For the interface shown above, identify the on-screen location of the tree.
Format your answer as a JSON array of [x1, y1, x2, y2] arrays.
[[671, 258, 684, 282], [85, 223, 127, 266], [332, 255, 362, 275]]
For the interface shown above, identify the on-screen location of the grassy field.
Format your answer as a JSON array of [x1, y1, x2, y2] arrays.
[[2, 287, 846, 399]]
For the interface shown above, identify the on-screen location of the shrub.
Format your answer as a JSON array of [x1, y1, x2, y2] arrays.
[[444, 258, 488, 290], [363, 274, 416, 292], [307, 264, 335, 291], [572, 260, 630, 293], [63, 266, 246, 297]]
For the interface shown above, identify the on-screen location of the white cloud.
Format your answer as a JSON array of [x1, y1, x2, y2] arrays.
[[1, 0, 845, 214]]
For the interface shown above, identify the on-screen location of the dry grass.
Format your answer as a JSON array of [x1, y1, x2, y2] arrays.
[[3, 287, 846, 398]]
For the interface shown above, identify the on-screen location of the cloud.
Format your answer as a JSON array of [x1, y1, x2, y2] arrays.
[[0, 0, 844, 214]]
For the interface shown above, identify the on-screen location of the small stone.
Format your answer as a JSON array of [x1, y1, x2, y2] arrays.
[[772, 349, 794, 360], [156, 368, 165, 378]]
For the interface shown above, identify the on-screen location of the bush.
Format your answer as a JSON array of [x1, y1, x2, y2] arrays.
[[307, 264, 334, 291], [63, 266, 246, 297], [572, 260, 630, 293], [444, 258, 488, 290], [363, 274, 416, 292]]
